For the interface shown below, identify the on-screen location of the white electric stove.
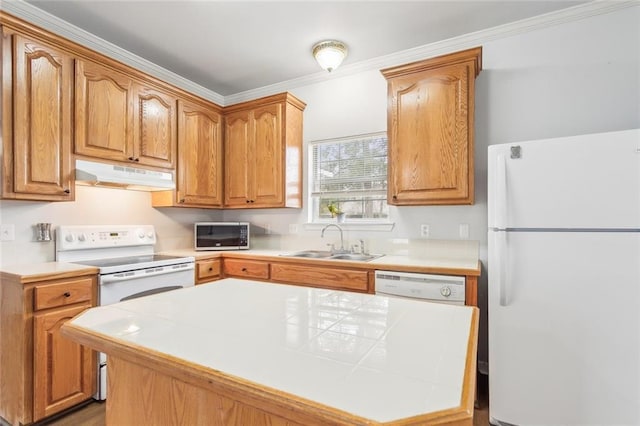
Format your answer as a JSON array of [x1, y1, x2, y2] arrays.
[[56, 225, 195, 400]]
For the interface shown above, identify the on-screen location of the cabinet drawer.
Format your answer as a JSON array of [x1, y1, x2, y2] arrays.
[[196, 259, 221, 284], [271, 263, 369, 292], [223, 259, 269, 280], [34, 278, 93, 311]]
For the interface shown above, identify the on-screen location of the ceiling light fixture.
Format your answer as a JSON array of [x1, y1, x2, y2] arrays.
[[312, 40, 348, 72]]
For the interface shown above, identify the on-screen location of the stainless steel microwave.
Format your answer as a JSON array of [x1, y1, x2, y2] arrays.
[[194, 222, 250, 251]]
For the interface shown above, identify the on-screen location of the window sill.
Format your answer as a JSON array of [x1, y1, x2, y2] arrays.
[[303, 222, 395, 232]]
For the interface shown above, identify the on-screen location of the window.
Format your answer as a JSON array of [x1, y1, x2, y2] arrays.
[[309, 132, 388, 222]]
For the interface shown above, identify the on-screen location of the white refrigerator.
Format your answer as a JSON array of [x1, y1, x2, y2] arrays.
[[488, 129, 640, 425]]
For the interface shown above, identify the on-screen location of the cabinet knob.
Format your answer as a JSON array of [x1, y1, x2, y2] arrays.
[[241, 267, 247, 272], [208, 267, 213, 272], [246, 200, 250, 203], [134, 158, 140, 162], [128, 156, 135, 161], [179, 199, 185, 203], [392, 195, 397, 200], [63, 189, 70, 194], [63, 292, 71, 298]]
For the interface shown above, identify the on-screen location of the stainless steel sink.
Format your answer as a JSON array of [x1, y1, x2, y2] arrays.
[[283, 250, 334, 258], [281, 250, 384, 262], [327, 253, 383, 261]]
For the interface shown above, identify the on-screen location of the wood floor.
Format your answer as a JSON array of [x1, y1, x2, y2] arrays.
[[43, 375, 490, 425]]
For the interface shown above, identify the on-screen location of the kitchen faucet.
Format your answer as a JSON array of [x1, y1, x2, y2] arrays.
[[320, 224, 349, 254]]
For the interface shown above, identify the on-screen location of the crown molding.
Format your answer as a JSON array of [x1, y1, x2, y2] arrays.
[[2, 0, 225, 105], [3, 0, 636, 107]]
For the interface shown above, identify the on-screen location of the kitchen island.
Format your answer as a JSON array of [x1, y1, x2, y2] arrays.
[[62, 278, 478, 425]]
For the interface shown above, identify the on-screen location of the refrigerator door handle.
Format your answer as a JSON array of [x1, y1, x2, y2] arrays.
[[497, 230, 509, 306], [495, 154, 508, 230]]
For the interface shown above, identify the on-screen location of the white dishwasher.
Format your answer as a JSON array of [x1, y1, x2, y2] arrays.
[[375, 270, 465, 305]]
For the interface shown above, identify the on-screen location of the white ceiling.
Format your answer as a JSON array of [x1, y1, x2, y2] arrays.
[[24, 1, 586, 96]]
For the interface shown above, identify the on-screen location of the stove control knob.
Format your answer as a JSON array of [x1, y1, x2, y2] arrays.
[[440, 286, 452, 297], [137, 230, 145, 239], [78, 233, 87, 242], [65, 233, 75, 243], [146, 231, 154, 239]]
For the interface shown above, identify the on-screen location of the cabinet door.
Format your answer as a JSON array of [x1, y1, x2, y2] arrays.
[[33, 303, 95, 421], [388, 62, 473, 205], [196, 258, 221, 284], [252, 103, 284, 207], [75, 59, 134, 162], [176, 100, 223, 207], [9, 33, 73, 200], [224, 110, 252, 207], [271, 263, 369, 292], [223, 258, 269, 280], [133, 85, 177, 168]]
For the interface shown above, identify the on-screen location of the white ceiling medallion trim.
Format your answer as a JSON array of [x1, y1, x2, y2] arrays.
[[2, 0, 225, 105], [225, 0, 638, 105]]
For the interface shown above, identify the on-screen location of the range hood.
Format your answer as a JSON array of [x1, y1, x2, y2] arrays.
[[75, 159, 175, 191]]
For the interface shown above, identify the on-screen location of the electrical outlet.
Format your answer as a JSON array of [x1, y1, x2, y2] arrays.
[[1, 224, 15, 241], [289, 224, 298, 234], [420, 224, 430, 238], [459, 223, 470, 239]]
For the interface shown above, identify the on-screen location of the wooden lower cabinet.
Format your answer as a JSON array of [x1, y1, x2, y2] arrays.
[[195, 258, 222, 284], [0, 272, 97, 425], [218, 255, 478, 303], [33, 303, 95, 421], [271, 263, 370, 293], [223, 258, 270, 280]]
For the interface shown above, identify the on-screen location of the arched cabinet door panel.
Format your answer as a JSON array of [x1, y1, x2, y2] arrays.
[[3, 31, 74, 201], [382, 47, 482, 206]]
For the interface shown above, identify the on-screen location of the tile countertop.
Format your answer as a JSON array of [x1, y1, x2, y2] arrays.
[[161, 248, 481, 275], [0, 262, 99, 283], [65, 278, 479, 423]]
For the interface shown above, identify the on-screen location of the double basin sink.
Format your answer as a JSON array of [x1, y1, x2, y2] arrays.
[[281, 250, 384, 262]]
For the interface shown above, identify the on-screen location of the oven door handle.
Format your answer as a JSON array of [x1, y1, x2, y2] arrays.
[[120, 286, 184, 302], [100, 263, 194, 284]]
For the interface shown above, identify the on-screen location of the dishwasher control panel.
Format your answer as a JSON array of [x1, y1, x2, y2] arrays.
[[375, 270, 465, 305]]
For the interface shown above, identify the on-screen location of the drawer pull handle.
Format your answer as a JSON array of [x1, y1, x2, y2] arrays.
[[63, 292, 71, 298], [241, 268, 247, 272]]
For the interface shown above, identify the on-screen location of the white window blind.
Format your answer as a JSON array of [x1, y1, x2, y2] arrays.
[[309, 132, 388, 221]]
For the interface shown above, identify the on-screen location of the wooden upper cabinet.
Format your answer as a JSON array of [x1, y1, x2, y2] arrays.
[[381, 47, 482, 205], [1, 30, 74, 201], [224, 109, 252, 206], [253, 104, 284, 206], [133, 85, 177, 168], [75, 59, 177, 169], [152, 99, 223, 208], [223, 92, 305, 209], [75, 59, 134, 162]]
